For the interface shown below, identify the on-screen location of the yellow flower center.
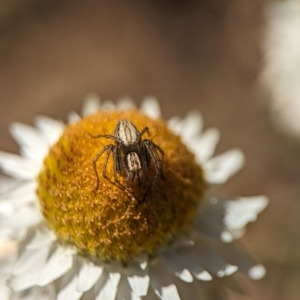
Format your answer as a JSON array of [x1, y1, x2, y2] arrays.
[[36, 110, 206, 261]]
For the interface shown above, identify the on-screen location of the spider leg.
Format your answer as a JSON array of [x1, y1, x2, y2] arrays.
[[136, 126, 150, 141], [144, 139, 165, 179], [112, 146, 121, 182], [140, 140, 165, 202], [92, 144, 114, 190], [88, 133, 121, 143]]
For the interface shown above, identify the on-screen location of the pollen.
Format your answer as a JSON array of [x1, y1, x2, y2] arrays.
[[36, 110, 206, 261]]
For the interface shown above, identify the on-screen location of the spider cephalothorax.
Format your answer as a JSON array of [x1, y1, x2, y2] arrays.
[[90, 119, 165, 202]]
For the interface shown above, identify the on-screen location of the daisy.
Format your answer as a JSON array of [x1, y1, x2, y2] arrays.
[[0, 95, 268, 300], [261, 0, 300, 138]]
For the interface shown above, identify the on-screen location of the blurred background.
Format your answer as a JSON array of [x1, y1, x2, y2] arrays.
[[1, 0, 300, 299]]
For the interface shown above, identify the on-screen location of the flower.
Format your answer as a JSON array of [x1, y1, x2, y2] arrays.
[[261, 0, 300, 138], [0, 94, 268, 300]]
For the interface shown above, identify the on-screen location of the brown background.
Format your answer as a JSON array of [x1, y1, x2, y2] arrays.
[[1, 0, 300, 299]]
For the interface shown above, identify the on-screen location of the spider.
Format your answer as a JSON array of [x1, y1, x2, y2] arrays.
[[89, 119, 165, 203]]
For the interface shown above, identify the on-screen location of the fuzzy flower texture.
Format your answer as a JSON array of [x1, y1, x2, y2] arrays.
[[0, 95, 268, 300]]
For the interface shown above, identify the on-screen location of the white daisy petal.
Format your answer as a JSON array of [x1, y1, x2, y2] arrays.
[[173, 277, 206, 300], [9, 123, 48, 162], [116, 275, 131, 300], [167, 116, 182, 135], [0, 181, 37, 205], [161, 250, 193, 283], [37, 246, 74, 287], [176, 248, 212, 281], [178, 110, 203, 142], [116, 275, 142, 300], [57, 273, 82, 300], [117, 96, 136, 110], [68, 112, 81, 124], [133, 252, 148, 270], [13, 246, 50, 276], [34, 116, 64, 145], [224, 196, 269, 230], [95, 271, 121, 300], [0, 206, 41, 229], [204, 149, 245, 184], [0, 253, 16, 275], [26, 228, 56, 250], [193, 241, 238, 277], [77, 260, 103, 292], [101, 100, 115, 110], [150, 260, 181, 300], [217, 242, 260, 277], [194, 128, 220, 164], [140, 97, 161, 119], [126, 261, 149, 297], [82, 94, 101, 116], [8, 248, 49, 291], [0, 151, 39, 180], [195, 215, 224, 241], [248, 264, 266, 280], [0, 276, 10, 300]]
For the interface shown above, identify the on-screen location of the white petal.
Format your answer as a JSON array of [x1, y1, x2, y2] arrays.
[[0, 253, 16, 274], [126, 261, 149, 297], [176, 248, 212, 281], [116, 275, 130, 300], [117, 96, 136, 110], [34, 116, 64, 145], [167, 116, 182, 135], [95, 271, 121, 300], [193, 241, 237, 277], [194, 128, 220, 164], [0, 181, 37, 206], [0, 276, 11, 300], [161, 284, 181, 300], [194, 215, 224, 241], [133, 252, 148, 270], [13, 246, 50, 275], [204, 149, 245, 184], [0, 237, 17, 258], [9, 248, 49, 291], [161, 250, 193, 283], [178, 111, 203, 142], [9, 123, 48, 162], [173, 277, 206, 300], [0, 151, 39, 180], [140, 97, 161, 119], [37, 246, 74, 286], [0, 206, 41, 229], [77, 260, 103, 292], [82, 93, 101, 116], [0, 175, 16, 195], [58, 274, 82, 300], [248, 264, 266, 280], [68, 112, 81, 124], [221, 244, 254, 272], [101, 100, 115, 110], [0, 201, 14, 215], [149, 260, 181, 300], [224, 196, 269, 230], [26, 228, 56, 250]]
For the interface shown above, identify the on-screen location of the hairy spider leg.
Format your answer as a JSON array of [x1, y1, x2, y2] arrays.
[[144, 140, 165, 179], [88, 133, 121, 143], [135, 126, 150, 142], [139, 139, 165, 203], [92, 144, 115, 190]]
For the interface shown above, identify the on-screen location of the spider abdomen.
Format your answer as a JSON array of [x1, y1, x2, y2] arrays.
[[125, 152, 142, 172]]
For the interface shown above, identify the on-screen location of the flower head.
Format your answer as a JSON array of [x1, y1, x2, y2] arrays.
[[0, 95, 268, 300]]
